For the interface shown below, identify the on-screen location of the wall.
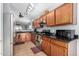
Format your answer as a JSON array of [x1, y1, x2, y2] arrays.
[[31, 3, 64, 20], [3, 3, 13, 56], [0, 3, 3, 56], [77, 4, 79, 56]]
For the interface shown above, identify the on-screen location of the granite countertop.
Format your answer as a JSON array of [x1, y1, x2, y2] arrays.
[[15, 30, 34, 33], [35, 32, 78, 43], [43, 34, 78, 43], [45, 35, 71, 43]]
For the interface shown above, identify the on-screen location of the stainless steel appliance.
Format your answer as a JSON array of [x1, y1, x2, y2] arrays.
[[56, 30, 75, 40]]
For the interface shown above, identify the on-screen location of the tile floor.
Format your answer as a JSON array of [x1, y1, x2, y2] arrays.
[[13, 41, 46, 56]]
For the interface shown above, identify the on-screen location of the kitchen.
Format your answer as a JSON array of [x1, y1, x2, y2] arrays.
[[2, 3, 79, 56]]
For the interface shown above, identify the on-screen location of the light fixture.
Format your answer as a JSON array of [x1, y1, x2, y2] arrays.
[[19, 12, 23, 18], [25, 3, 34, 15], [18, 3, 34, 17]]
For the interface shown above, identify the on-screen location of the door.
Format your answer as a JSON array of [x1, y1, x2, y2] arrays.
[[47, 11, 55, 26]]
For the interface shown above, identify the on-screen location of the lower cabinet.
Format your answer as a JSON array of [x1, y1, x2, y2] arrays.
[[31, 33, 36, 44], [15, 33, 26, 43], [41, 36, 68, 56], [51, 43, 67, 56], [25, 32, 31, 41], [41, 36, 51, 56], [20, 33, 26, 42], [15, 32, 32, 43], [50, 38, 68, 56]]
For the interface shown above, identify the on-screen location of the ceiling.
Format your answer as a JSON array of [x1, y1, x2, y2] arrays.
[[9, 3, 63, 19], [3, 3, 64, 25]]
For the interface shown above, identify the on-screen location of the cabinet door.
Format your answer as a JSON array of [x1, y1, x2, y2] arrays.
[[55, 6, 62, 25], [61, 3, 73, 24], [46, 41, 51, 56], [20, 33, 26, 42], [31, 33, 35, 44], [41, 36, 51, 55], [41, 39, 46, 51], [42, 15, 47, 23], [56, 3, 73, 25], [33, 19, 40, 28], [51, 43, 67, 56], [36, 19, 40, 28], [25, 33, 31, 41], [47, 11, 55, 26], [33, 20, 37, 28]]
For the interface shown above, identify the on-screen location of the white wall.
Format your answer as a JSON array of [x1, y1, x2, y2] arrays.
[[3, 3, 13, 56], [0, 3, 1, 56], [0, 3, 3, 56]]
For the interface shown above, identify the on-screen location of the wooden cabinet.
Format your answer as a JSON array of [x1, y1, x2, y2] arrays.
[[33, 20, 37, 28], [61, 4, 73, 24], [15, 33, 26, 43], [56, 3, 73, 25], [25, 32, 31, 41], [33, 3, 76, 27], [41, 36, 68, 56], [51, 43, 67, 56], [47, 11, 55, 26], [50, 38, 68, 56], [42, 15, 47, 23], [33, 19, 41, 28], [31, 33, 36, 44], [55, 7, 62, 25], [41, 36, 51, 56], [15, 32, 32, 43], [20, 33, 26, 42]]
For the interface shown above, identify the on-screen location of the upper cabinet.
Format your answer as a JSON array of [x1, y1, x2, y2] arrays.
[[33, 3, 76, 28], [47, 11, 55, 26], [33, 19, 41, 28], [33, 20, 37, 28], [42, 15, 47, 24], [56, 3, 73, 25]]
